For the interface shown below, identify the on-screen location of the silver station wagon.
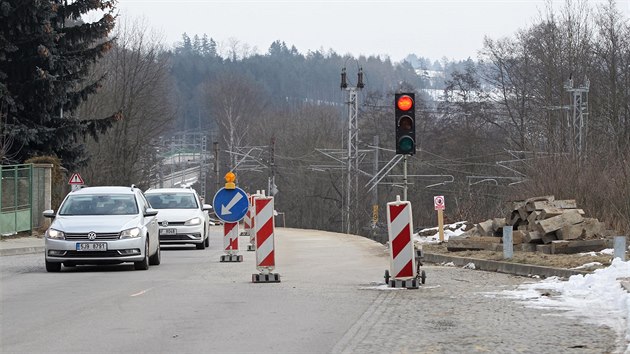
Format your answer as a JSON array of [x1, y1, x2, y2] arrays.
[[43, 186, 160, 272]]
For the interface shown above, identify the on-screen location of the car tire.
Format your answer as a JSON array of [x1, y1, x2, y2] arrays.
[[46, 260, 61, 272], [196, 228, 206, 250], [134, 239, 150, 270], [149, 241, 161, 266], [204, 228, 209, 247]]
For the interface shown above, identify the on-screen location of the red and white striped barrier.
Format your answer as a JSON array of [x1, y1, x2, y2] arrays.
[[241, 194, 252, 237], [252, 195, 280, 283], [220, 222, 242, 262], [386, 196, 417, 288], [247, 192, 261, 251]]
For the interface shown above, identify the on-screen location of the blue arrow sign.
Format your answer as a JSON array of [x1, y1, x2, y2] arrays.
[[212, 187, 249, 223]]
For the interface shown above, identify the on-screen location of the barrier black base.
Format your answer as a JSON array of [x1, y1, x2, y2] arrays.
[[220, 254, 243, 262], [389, 278, 419, 289], [252, 273, 281, 283]]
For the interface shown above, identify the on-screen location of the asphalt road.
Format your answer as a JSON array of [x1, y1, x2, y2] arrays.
[[0, 227, 621, 353]]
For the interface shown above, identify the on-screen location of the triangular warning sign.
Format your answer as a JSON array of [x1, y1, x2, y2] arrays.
[[68, 173, 85, 185]]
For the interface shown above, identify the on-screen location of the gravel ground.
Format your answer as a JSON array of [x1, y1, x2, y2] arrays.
[[422, 242, 622, 270]]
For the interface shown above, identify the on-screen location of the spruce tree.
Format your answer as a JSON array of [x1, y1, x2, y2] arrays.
[[0, 0, 120, 169]]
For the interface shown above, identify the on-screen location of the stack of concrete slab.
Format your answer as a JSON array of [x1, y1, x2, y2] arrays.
[[447, 196, 614, 254]]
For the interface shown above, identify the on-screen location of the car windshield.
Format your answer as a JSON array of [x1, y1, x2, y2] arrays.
[[146, 193, 198, 209], [58, 194, 138, 216]]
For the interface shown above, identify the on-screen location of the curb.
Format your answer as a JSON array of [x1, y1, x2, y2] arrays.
[[0, 246, 45, 257], [424, 252, 590, 278]]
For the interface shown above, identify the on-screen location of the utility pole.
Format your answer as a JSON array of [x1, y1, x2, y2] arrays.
[[268, 136, 276, 196], [372, 135, 379, 228], [214, 142, 220, 195], [200, 135, 207, 201], [340, 66, 364, 234], [564, 76, 590, 160]]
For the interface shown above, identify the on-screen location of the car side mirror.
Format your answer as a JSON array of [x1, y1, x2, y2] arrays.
[[144, 208, 158, 217], [43, 210, 56, 218], [202, 204, 212, 211]]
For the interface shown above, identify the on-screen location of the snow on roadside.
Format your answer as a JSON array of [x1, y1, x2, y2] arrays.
[[495, 259, 630, 352], [413, 221, 467, 244]]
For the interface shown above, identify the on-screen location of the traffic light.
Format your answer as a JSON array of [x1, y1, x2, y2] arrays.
[[395, 93, 415, 155]]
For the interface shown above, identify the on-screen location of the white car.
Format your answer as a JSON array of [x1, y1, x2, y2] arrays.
[[144, 188, 212, 249], [43, 186, 161, 272]]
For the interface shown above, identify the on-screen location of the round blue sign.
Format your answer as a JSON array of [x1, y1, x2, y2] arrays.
[[212, 187, 250, 223]]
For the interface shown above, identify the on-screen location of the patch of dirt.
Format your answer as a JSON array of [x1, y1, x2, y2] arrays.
[[0, 231, 42, 240], [422, 243, 617, 270]]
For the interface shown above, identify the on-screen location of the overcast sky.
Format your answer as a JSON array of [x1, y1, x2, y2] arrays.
[[115, 0, 630, 62]]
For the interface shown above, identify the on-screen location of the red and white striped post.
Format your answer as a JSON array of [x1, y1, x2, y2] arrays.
[[241, 194, 252, 237], [252, 194, 280, 283], [386, 196, 418, 288], [246, 193, 258, 251], [220, 222, 242, 262]]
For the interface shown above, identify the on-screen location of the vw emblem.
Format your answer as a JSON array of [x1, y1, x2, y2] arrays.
[[87, 232, 97, 240], [161, 220, 168, 227]]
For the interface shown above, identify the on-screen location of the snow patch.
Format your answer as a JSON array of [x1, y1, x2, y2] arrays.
[[495, 259, 630, 352], [463, 262, 476, 270]]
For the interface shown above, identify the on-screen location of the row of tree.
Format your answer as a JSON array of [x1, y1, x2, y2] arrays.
[[1, 0, 628, 238]]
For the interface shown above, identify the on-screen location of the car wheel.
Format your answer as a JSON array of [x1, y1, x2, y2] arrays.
[[149, 241, 161, 266], [46, 260, 61, 272], [196, 228, 206, 250], [204, 227, 209, 247], [134, 239, 150, 270]]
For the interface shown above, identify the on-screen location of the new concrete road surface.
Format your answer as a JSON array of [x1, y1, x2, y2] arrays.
[[0, 228, 622, 353]]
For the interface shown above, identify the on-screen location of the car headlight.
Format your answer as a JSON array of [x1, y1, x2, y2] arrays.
[[46, 228, 65, 240], [120, 227, 141, 239], [185, 217, 202, 226]]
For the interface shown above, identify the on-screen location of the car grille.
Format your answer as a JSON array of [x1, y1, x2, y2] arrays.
[[160, 221, 186, 226], [63, 251, 122, 257], [160, 233, 201, 241], [65, 232, 120, 240]]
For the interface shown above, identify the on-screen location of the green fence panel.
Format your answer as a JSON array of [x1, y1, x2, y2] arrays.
[[0, 164, 32, 235]]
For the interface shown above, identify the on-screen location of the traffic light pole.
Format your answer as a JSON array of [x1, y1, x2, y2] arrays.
[[403, 155, 408, 201]]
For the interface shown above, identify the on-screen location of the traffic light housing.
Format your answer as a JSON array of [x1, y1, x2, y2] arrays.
[[395, 93, 415, 155]]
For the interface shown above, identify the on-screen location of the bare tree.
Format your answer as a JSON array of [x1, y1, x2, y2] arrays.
[[480, 34, 537, 151], [202, 70, 269, 169], [591, 0, 630, 156], [79, 18, 175, 188]]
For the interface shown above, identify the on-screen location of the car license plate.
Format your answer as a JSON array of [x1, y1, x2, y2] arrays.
[[160, 228, 177, 235], [76, 242, 107, 251]]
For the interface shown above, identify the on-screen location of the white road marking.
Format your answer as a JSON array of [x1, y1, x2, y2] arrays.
[[130, 288, 152, 297]]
